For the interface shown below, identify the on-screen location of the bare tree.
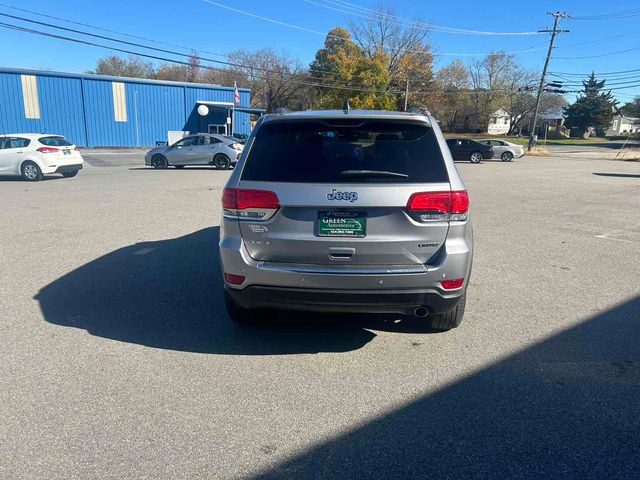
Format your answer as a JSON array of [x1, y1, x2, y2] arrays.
[[503, 67, 538, 134], [468, 52, 519, 129], [433, 60, 471, 130], [348, 1, 434, 109], [225, 49, 312, 112], [89, 54, 155, 79], [156, 52, 202, 83]]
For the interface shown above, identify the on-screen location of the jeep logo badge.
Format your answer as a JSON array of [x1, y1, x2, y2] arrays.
[[327, 189, 358, 202]]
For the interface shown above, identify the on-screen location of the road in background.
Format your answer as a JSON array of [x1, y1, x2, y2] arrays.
[[1, 156, 639, 479]]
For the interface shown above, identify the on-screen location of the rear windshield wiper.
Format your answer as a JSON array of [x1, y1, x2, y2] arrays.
[[340, 169, 409, 178]]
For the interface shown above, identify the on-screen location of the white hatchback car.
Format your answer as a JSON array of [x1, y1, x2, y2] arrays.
[[0, 134, 84, 181]]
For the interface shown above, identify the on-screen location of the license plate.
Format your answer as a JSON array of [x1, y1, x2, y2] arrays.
[[63, 149, 70, 155], [317, 211, 366, 237]]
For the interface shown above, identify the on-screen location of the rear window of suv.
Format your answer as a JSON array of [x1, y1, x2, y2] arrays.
[[241, 120, 449, 183], [39, 136, 72, 147]]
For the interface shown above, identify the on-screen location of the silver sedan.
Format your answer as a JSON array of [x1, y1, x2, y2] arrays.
[[145, 134, 243, 170], [478, 139, 524, 162]]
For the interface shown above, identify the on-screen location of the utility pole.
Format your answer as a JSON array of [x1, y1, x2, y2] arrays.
[[528, 11, 569, 151], [404, 78, 410, 112]]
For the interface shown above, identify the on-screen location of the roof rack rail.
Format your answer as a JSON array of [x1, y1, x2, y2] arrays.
[[408, 107, 430, 115], [274, 108, 289, 114]]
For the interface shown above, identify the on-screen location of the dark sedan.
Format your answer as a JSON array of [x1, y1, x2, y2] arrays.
[[446, 138, 493, 163]]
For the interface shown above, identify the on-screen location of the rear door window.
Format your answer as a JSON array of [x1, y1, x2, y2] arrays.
[[39, 136, 72, 147], [202, 136, 222, 145], [2, 137, 30, 149], [242, 120, 448, 184]]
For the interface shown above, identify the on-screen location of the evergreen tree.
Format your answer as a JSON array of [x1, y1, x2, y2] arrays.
[[564, 73, 617, 136]]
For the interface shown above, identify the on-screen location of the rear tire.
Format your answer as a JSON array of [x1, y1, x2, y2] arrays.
[[213, 154, 231, 170], [21, 161, 43, 181], [501, 151, 514, 162], [61, 170, 78, 178], [428, 291, 466, 330], [224, 290, 257, 323], [152, 154, 168, 169], [469, 152, 482, 163]]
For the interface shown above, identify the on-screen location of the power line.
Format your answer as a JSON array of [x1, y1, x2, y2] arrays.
[[0, 10, 428, 90], [203, 0, 548, 53], [0, 1, 229, 58], [560, 83, 640, 93], [303, 0, 545, 36], [550, 71, 640, 81], [549, 67, 640, 76], [556, 44, 640, 59], [553, 29, 640, 49], [570, 8, 640, 20], [554, 77, 640, 87], [0, 3, 545, 94], [0, 21, 404, 94], [0, 11, 351, 87], [0, 20, 531, 98], [0, 3, 400, 84]]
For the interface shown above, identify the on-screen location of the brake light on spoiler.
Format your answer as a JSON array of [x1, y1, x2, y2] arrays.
[[222, 188, 279, 220], [406, 190, 469, 222]]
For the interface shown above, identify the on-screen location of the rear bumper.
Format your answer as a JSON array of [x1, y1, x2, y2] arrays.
[[219, 220, 473, 315], [226, 284, 464, 315], [54, 164, 83, 173], [482, 150, 493, 159]]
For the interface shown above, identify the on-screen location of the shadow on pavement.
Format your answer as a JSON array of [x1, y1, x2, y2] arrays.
[[0, 175, 65, 182], [593, 172, 640, 178], [250, 296, 640, 479], [35, 227, 439, 355]]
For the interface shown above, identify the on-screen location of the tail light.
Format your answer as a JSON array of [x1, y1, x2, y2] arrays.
[[406, 190, 469, 222], [37, 147, 58, 154], [73, 147, 79, 151], [440, 278, 464, 290], [224, 273, 245, 285], [222, 188, 279, 220]]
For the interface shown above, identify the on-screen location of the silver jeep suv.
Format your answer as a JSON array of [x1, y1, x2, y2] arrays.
[[218, 109, 473, 329]]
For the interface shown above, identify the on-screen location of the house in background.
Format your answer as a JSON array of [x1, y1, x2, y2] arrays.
[[606, 114, 640, 136], [451, 107, 510, 134], [539, 108, 569, 138], [487, 108, 511, 135]]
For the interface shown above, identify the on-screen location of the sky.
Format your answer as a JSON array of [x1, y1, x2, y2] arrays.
[[0, 0, 638, 103]]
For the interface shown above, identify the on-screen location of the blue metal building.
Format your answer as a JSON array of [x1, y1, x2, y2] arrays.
[[0, 67, 256, 147]]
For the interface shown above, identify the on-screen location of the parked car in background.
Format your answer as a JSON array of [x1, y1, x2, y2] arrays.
[[230, 133, 249, 144], [478, 139, 524, 162], [145, 133, 243, 170], [0, 134, 84, 181], [445, 138, 493, 163], [219, 109, 473, 330]]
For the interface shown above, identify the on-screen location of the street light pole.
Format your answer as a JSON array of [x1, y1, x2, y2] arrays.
[[528, 11, 569, 151]]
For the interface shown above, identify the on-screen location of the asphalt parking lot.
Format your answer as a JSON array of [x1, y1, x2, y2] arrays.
[[1, 153, 639, 479]]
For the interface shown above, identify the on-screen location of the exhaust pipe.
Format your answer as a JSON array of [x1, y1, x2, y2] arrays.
[[414, 306, 429, 318]]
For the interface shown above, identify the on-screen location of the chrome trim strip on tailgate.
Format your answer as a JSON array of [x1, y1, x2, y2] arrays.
[[256, 262, 428, 275]]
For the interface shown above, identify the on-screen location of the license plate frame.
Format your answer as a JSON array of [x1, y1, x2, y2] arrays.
[[317, 210, 366, 238]]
